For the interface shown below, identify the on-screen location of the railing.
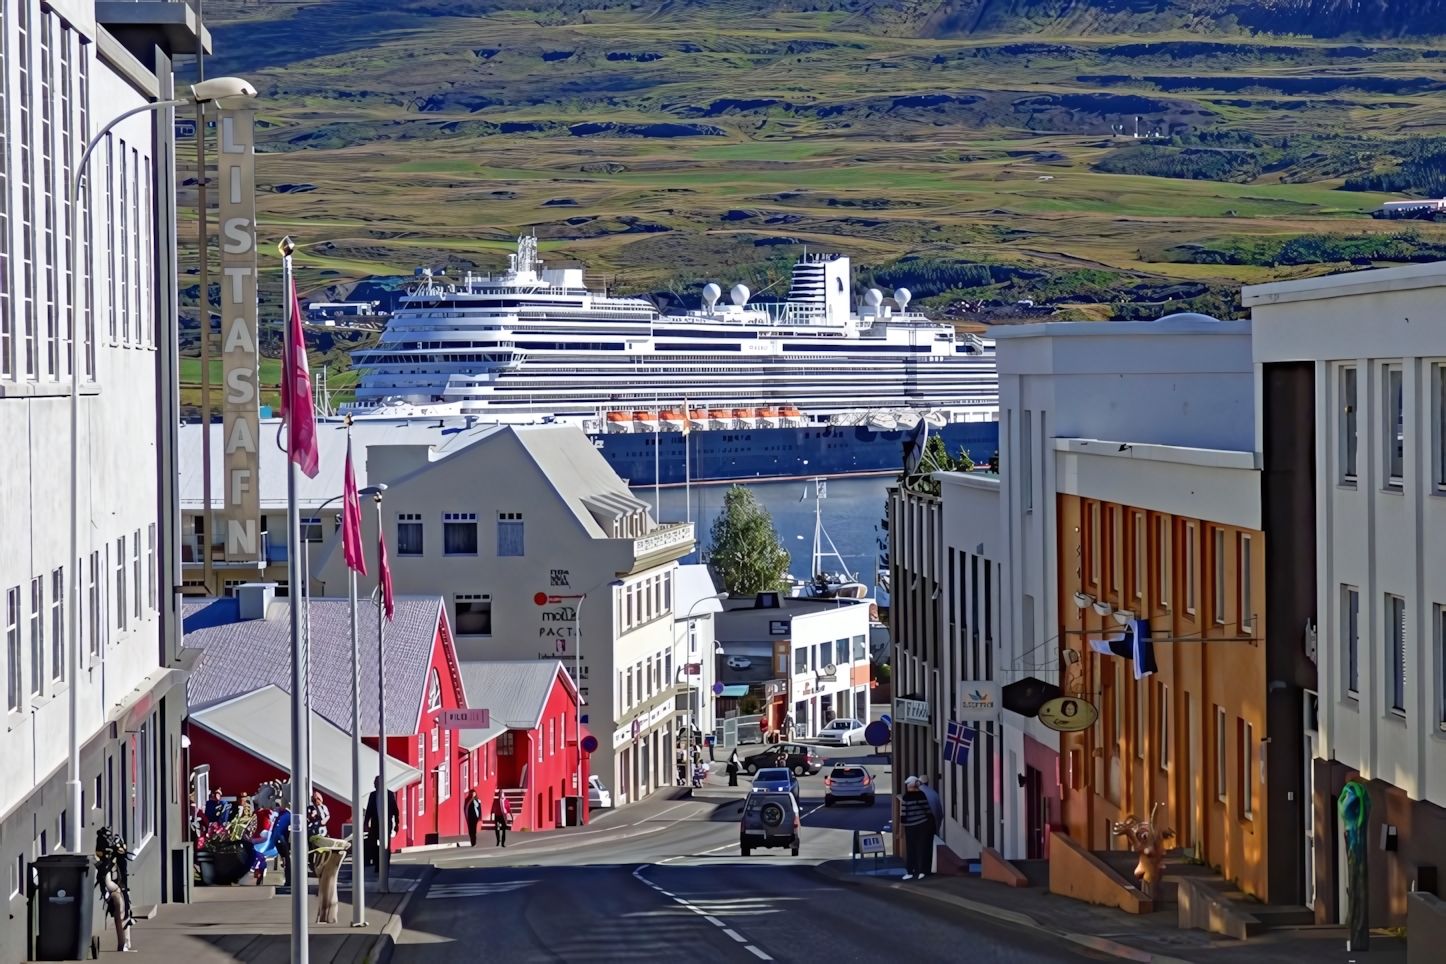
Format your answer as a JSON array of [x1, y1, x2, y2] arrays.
[[633, 522, 694, 557]]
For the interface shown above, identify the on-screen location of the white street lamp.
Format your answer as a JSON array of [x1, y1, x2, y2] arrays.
[[65, 76, 257, 854], [677, 592, 727, 764]]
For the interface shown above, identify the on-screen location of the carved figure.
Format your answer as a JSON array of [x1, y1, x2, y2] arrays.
[[1111, 802, 1175, 897], [94, 827, 134, 952]]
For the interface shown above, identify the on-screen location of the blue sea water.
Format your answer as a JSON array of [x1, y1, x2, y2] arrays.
[[633, 475, 894, 602]]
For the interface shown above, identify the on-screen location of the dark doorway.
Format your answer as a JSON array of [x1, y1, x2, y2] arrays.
[[1025, 765, 1045, 859]]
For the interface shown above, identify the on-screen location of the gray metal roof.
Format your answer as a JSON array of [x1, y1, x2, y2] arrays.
[[189, 686, 421, 796], [456, 660, 576, 732], [183, 596, 445, 736]]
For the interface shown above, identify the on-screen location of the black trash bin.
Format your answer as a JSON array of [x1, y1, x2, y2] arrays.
[[29, 854, 95, 961]]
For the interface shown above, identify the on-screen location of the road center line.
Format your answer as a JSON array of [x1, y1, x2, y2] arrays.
[[705, 916, 726, 927], [745, 945, 773, 960]]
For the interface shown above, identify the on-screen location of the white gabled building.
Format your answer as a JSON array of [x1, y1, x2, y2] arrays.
[[1, 2, 205, 956]]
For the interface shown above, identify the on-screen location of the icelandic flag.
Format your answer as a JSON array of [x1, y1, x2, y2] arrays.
[[944, 720, 975, 766], [1088, 619, 1157, 680]]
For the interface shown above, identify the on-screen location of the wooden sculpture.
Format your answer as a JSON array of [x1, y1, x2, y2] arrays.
[[1111, 802, 1175, 897]]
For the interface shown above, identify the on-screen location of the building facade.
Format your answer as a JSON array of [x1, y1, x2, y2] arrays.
[[310, 423, 694, 808], [0, 2, 201, 956], [1247, 262, 1446, 925]]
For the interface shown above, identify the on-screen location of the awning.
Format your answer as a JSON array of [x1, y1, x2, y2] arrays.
[[720, 684, 751, 698]]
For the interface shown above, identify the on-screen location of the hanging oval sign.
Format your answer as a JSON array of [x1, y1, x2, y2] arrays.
[[1038, 696, 1100, 733]]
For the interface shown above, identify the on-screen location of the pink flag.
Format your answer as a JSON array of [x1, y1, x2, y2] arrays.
[[342, 436, 367, 574], [282, 278, 319, 478], [378, 526, 395, 621]]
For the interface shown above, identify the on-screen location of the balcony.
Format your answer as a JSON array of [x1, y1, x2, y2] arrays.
[[626, 522, 695, 572]]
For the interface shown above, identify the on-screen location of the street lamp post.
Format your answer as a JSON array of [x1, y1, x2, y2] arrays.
[[678, 592, 728, 764], [545, 579, 622, 824], [65, 76, 256, 855]]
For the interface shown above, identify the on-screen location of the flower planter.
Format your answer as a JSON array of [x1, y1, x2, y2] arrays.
[[196, 845, 252, 886]]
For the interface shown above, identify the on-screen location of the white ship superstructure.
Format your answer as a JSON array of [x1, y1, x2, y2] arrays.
[[342, 237, 997, 430]]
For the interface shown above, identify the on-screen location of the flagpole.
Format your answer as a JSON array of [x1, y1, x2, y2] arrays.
[[375, 491, 390, 895], [281, 236, 310, 964], [346, 419, 366, 927]]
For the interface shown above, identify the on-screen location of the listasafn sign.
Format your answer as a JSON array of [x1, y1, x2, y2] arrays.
[[218, 109, 260, 561]]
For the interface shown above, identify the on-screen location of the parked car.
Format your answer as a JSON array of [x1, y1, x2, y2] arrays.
[[750, 767, 799, 798], [740, 791, 801, 857], [725, 656, 753, 670], [742, 743, 823, 777], [823, 764, 875, 807], [814, 718, 865, 746], [588, 775, 612, 809]]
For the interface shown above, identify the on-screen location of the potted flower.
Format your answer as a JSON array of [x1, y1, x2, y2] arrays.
[[195, 807, 256, 886]]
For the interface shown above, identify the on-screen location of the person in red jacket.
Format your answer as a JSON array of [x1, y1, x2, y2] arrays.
[[492, 793, 512, 848]]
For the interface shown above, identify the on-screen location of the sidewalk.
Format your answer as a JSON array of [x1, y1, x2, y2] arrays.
[[96, 864, 430, 964], [814, 859, 1407, 964]]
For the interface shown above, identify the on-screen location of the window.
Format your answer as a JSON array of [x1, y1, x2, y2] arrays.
[[133, 530, 141, 619], [836, 638, 849, 666], [1089, 502, 1100, 587], [1134, 676, 1146, 759], [427, 668, 442, 711], [1239, 534, 1253, 633], [1345, 587, 1360, 696], [115, 536, 126, 631], [1021, 410, 1033, 512], [147, 524, 156, 611], [1388, 594, 1406, 713], [1184, 522, 1197, 616], [1215, 705, 1227, 802], [625, 666, 633, 707], [1438, 365, 1446, 490], [1240, 720, 1254, 818], [1158, 682, 1169, 771], [6, 587, 19, 711], [49, 568, 62, 681], [1212, 527, 1226, 625], [137, 714, 155, 840], [852, 634, 866, 661], [1133, 513, 1146, 605], [1341, 366, 1358, 482], [497, 512, 523, 556], [300, 518, 323, 544], [17, 0, 33, 376], [29, 577, 42, 696], [663, 570, 672, 612], [795, 646, 807, 674], [1109, 505, 1122, 596], [645, 655, 654, 697], [454, 594, 491, 636], [1386, 365, 1404, 487], [87, 552, 99, 656], [397, 513, 423, 555], [443, 513, 478, 555], [1156, 516, 1171, 610], [0, 0, 9, 380], [1439, 607, 1446, 730]]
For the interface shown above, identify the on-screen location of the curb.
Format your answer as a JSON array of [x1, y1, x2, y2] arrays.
[[814, 862, 1193, 964], [365, 866, 434, 964]]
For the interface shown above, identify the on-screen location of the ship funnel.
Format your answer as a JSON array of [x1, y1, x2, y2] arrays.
[[893, 287, 911, 311], [864, 288, 883, 308], [702, 282, 722, 313], [730, 283, 751, 307]]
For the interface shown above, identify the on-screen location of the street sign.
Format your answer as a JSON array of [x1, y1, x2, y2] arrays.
[[711, 682, 725, 695], [533, 592, 566, 605], [1038, 696, 1100, 733], [580, 735, 599, 754], [441, 708, 489, 728], [863, 720, 891, 747], [858, 832, 885, 855], [894, 698, 930, 726]]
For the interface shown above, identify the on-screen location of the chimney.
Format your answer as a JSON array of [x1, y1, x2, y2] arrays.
[[236, 582, 278, 620]]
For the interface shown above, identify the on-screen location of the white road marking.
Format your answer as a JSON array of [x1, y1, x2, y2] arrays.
[[425, 880, 537, 899], [635, 864, 776, 960], [745, 946, 773, 960], [723, 929, 748, 943], [705, 916, 725, 927]]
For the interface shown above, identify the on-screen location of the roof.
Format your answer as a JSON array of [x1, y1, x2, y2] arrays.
[[183, 596, 445, 736], [719, 684, 750, 698], [507, 426, 653, 538], [988, 312, 1249, 340], [456, 661, 577, 733], [189, 686, 420, 796], [673, 565, 723, 620], [1242, 259, 1446, 308]]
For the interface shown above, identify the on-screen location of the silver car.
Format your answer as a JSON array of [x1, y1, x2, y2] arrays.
[[815, 718, 865, 746], [823, 764, 876, 807]]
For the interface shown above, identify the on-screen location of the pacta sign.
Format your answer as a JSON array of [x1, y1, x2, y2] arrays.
[[218, 108, 260, 561], [441, 708, 490, 728]]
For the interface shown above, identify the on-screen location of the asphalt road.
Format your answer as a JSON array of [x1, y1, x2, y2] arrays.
[[391, 745, 1093, 963]]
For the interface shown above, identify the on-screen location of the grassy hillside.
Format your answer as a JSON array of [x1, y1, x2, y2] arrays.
[[181, 1, 1446, 328]]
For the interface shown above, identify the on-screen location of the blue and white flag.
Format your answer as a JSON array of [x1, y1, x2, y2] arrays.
[[944, 720, 976, 766]]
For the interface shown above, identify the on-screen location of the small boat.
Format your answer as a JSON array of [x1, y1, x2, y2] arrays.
[[660, 410, 686, 431], [633, 411, 658, 434], [708, 409, 731, 431], [895, 410, 921, 430], [867, 411, 897, 431], [731, 408, 756, 429], [688, 408, 709, 432], [779, 405, 806, 428], [757, 407, 779, 428], [605, 411, 631, 433]]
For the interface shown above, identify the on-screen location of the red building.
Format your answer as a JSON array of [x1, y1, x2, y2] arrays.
[[183, 596, 589, 850]]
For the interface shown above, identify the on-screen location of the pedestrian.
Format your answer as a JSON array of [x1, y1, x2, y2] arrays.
[[272, 797, 294, 889], [676, 748, 688, 787], [726, 748, 741, 787], [464, 789, 483, 847], [205, 788, 230, 826], [307, 789, 331, 838], [363, 777, 399, 869], [899, 776, 937, 881], [492, 793, 512, 847], [918, 776, 944, 826], [784, 713, 795, 742]]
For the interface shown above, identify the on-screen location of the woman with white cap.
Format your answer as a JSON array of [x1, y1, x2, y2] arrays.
[[899, 776, 937, 880]]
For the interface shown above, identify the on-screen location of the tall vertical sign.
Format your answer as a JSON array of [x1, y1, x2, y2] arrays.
[[218, 109, 260, 561]]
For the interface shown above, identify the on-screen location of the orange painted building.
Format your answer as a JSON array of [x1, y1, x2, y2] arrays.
[[1053, 440, 1276, 901]]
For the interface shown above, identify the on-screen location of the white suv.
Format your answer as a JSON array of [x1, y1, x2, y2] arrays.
[[815, 718, 865, 746]]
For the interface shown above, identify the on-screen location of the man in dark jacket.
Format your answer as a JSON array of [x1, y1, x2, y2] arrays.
[[899, 776, 937, 880], [363, 778, 399, 868], [464, 790, 483, 847], [204, 788, 230, 826]]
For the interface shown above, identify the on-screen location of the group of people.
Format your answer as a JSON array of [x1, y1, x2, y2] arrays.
[[460, 787, 516, 848], [675, 747, 709, 787], [196, 784, 336, 887]]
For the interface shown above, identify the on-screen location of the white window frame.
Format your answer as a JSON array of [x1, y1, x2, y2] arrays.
[[1340, 364, 1358, 484], [1156, 515, 1171, 610], [1388, 593, 1406, 713], [1344, 586, 1360, 699], [1239, 534, 1253, 634], [1215, 705, 1227, 803], [1385, 364, 1404, 488]]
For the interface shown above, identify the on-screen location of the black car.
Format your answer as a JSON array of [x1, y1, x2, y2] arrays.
[[741, 743, 822, 777]]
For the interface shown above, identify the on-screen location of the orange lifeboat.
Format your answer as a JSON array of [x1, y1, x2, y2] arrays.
[[633, 411, 657, 434], [605, 411, 630, 433], [660, 410, 686, 431], [780, 406, 802, 417]]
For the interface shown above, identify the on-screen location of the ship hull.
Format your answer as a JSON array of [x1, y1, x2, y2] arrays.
[[591, 421, 999, 485]]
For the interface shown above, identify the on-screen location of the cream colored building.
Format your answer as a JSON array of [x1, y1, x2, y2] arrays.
[[310, 423, 695, 806]]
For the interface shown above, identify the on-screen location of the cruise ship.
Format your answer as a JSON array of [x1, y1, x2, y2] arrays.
[[342, 237, 999, 484]]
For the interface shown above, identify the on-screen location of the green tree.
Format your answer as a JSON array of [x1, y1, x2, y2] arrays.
[[707, 485, 791, 594]]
